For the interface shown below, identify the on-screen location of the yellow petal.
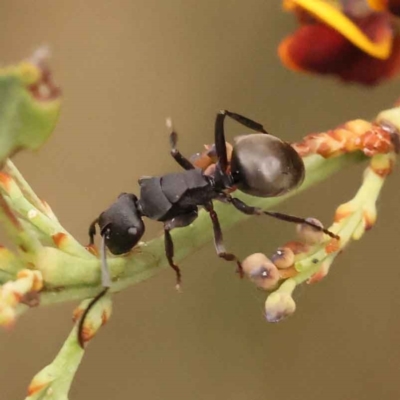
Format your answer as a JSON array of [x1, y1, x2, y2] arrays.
[[288, 0, 391, 59]]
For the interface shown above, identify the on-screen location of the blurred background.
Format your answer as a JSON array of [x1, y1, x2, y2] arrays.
[[1, 1, 400, 399]]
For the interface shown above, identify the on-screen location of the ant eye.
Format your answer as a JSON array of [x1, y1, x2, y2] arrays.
[[128, 227, 138, 236]]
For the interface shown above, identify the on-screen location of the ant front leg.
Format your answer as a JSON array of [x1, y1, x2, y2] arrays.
[[164, 210, 198, 288], [166, 118, 195, 171], [204, 201, 243, 277], [224, 195, 339, 239], [214, 110, 269, 174]]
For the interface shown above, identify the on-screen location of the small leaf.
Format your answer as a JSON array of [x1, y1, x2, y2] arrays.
[[0, 47, 61, 164]]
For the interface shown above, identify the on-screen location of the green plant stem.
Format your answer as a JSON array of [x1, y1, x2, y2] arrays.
[[25, 326, 84, 400], [35, 151, 365, 307]]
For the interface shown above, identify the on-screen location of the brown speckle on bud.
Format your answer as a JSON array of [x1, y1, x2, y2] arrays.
[[334, 202, 354, 223], [242, 253, 280, 290], [27, 380, 49, 396], [271, 247, 294, 269], [52, 232, 67, 248], [296, 218, 324, 245], [102, 308, 111, 326], [363, 206, 377, 231], [360, 125, 393, 157]]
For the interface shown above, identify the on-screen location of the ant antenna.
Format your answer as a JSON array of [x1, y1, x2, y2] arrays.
[[263, 210, 339, 239], [77, 232, 111, 348]]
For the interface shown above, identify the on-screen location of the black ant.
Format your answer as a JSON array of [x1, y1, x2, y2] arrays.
[[77, 110, 338, 347]]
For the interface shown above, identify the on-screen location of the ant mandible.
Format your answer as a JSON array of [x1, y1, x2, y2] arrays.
[[78, 110, 338, 347]]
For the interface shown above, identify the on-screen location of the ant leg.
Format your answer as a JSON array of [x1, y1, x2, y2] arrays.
[[204, 202, 243, 277], [214, 112, 229, 173], [225, 195, 339, 240], [78, 231, 111, 348], [88, 218, 99, 245], [214, 110, 269, 174], [221, 110, 268, 134], [166, 118, 195, 170], [164, 211, 198, 287], [164, 228, 181, 288]]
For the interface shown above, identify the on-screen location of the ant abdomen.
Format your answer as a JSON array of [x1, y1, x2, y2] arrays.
[[230, 134, 305, 197]]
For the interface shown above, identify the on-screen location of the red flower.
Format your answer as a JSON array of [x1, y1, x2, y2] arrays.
[[279, 0, 400, 85]]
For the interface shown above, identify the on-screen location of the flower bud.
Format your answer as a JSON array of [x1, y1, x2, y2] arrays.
[[271, 247, 295, 269], [242, 253, 280, 290], [296, 218, 324, 244], [265, 291, 296, 323], [73, 294, 112, 346]]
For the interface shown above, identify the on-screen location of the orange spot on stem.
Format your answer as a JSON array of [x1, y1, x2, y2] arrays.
[[0, 172, 12, 191], [52, 232, 67, 248], [86, 244, 99, 256], [308, 269, 326, 284], [101, 310, 110, 326], [27, 381, 49, 396]]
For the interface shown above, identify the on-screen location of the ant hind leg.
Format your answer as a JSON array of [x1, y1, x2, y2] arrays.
[[225, 195, 339, 239]]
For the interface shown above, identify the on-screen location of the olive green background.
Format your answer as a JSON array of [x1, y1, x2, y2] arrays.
[[1, 1, 400, 399]]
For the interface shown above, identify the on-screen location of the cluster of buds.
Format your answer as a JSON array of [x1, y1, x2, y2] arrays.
[[0, 159, 112, 346], [241, 113, 399, 323], [242, 217, 330, 322], [0, 269, 43, 327]]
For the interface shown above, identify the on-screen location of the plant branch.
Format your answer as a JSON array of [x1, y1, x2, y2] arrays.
[[37, 151, 365, 304]]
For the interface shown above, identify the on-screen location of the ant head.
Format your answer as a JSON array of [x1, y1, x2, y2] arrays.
[[230, 134, 305, 197], [99, 193, 145, 255]]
